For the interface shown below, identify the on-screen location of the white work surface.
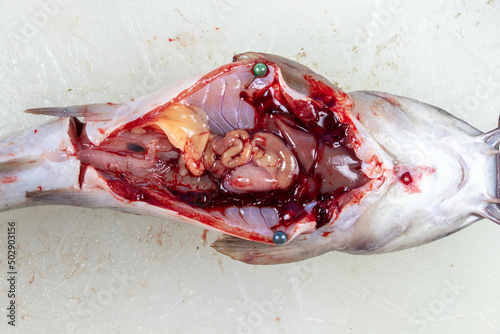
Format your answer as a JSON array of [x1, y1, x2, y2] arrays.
[[1, 1, 500, 333]]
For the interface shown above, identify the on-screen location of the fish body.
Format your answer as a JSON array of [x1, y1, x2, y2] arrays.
[[1, 52, 498, 264]]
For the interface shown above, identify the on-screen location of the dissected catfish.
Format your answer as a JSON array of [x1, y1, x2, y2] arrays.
[[1, 52, 499, 264]]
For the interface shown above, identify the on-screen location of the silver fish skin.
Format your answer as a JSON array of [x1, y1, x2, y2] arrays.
[[0, 52, 498, 264], [213, 90, 498, 264]]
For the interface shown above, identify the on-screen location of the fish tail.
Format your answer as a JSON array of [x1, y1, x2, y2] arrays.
[[0, 118, 81, 211]]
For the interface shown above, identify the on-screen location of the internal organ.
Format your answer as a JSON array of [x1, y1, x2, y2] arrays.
[[78, 61, 370, 230], [205, 130, 299, 193]]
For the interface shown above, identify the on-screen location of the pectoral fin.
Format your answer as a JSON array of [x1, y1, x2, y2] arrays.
[[26, 189, 121, 208], [211, 234, 335, 265], [25, 102, 122, 121], [0, 158, 41, 175]]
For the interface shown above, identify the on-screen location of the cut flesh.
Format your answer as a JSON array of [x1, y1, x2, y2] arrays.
[[77, 59, 372, 243]]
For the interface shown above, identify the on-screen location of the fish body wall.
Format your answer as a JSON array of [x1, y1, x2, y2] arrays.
[[338, 91, 494, 254], [0, 52, 498, 264], [213, 89, 498, 264]]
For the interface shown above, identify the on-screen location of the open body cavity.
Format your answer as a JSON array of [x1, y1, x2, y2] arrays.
[[75, 55, 374, 244]]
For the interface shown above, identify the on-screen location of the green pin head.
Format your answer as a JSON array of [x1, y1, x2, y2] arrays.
[[273, 231, 287, 245], [252, 63, 268, 77]]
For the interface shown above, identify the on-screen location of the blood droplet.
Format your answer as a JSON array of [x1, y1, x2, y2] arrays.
[[401, 172, 412, 185]]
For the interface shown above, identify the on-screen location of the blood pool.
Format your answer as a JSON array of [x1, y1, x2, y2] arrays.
[[77, 59, 371, 232]]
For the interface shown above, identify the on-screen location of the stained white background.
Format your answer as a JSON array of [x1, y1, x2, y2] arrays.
[[1, 0, 500, 333]]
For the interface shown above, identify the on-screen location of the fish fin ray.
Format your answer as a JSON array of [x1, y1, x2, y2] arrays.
[[0, 158, 41, 175], [479, 127, 500, 147], [26, 189, 118, 208], [25, 103, 121, 121], [211, 234, 331, 265], [233, 52, 340, 96], [481, 204, 500, 225]]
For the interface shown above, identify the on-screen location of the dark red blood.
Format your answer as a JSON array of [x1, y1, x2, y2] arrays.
[[78, 60, 370, 232], [34, 129, 38, 133], [395, 166, 435, 194], [401, 172, 412, 185]]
